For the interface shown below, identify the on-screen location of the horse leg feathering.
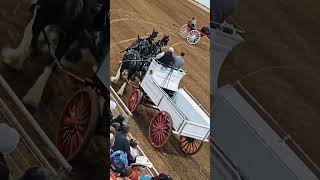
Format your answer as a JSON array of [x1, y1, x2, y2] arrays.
[[1, 5, 39, 70], [117, 81, 127, 96], [111, 64, 122, 84]]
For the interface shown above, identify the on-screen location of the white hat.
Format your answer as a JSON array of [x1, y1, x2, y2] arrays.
[[110, 100, 116, 112], [130, 156, 153, 168], [168, 47, 174, 52], [0, 123, 20, 155]]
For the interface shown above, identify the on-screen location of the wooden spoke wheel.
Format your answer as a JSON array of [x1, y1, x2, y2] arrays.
[[127, 88, 141, 113], [148, 111, 172, 148], [55, 87, 98, 161], [179, 135, 203, 155], [187, 30, 201, 45], [180, 24, 190, 38]]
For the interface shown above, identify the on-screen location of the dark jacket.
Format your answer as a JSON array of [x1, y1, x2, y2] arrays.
[[113, 132, 134, 164], [158, 52, 174, 67]]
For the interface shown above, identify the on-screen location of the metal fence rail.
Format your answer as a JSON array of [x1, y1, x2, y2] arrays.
[[0, 75, 72, 179], [110, 86, 159, 177]]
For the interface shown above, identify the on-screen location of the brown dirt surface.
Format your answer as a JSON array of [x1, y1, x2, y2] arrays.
[[110, 0, 210, 179], [219, 0, 320, 171]]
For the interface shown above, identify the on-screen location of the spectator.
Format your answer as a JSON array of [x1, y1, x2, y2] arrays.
[[110, 166, 132, 180], [129, 139, 139, 161], [19, 167, 53, 180], [110, 100, 117, 112], [110, 133, 115, 153], [112, 122, 121, 132], [173, 52, 185, 69], [140, 173, 172, 180], [111, 114, 126, 128], [113, 126, 134, 164], [110, 126, 117, 135], [119, 166, 132, 180], [129, 156, 153, 180], [0, 123, 20, 180]]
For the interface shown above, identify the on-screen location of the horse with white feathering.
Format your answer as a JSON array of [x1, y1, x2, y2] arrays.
[[111, 30, 169, 96], [1, 0, 107, 108]]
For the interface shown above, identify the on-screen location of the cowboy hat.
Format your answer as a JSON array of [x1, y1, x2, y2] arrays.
[[130, 156, 153, 168]]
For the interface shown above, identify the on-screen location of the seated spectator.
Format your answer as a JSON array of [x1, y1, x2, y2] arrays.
[[129, 156, 153, 180], [0, 123, 20, 180], [19, 167, 53, 180], [112, 122, 121, 132], [113, 126, 134, 164], [173, 52, 185, 69], [111, 114, 126, 128], [140, 173, 172, 180], [110, 126, 117, 135], [110, 133, 115, 153], [110, 166, 132, 180], [110, 100, 117, 112], [129, 139, 139, 161]]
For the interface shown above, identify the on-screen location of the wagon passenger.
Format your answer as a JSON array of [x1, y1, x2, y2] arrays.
[[173, 52, 185, 69], [157, 47, 175, 67]]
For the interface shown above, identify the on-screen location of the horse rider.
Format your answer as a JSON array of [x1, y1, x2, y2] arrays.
[[189, 17, 197, 30], [173, 52, 185, 69], [156, 47, 175, 67]]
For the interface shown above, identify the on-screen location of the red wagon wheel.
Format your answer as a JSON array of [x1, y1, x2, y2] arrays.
[[148, 111, 172, 148], [127, 88, 141, 113], [179, 135, 203, 155], [55, 87, 98, 161]]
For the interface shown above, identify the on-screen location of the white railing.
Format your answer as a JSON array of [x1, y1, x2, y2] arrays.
[[110, 86, 159, 176]]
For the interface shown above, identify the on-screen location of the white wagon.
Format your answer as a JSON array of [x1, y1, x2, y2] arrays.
[[127, 58, 210, 155]]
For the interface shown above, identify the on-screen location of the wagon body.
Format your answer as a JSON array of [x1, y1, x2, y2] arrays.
[[140, 59, 210, 141]]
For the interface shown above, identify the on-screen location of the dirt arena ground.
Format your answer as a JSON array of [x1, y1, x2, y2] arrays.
[[219, 0, 320, 170], [110, 0, 210, 179]]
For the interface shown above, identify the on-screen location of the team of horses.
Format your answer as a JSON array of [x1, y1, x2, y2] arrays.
[[111, 29, 170, 95]]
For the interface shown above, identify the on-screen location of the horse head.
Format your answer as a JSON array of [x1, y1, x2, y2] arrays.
[[148, 29, 158, 41], [160, 34, 170, 47]]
